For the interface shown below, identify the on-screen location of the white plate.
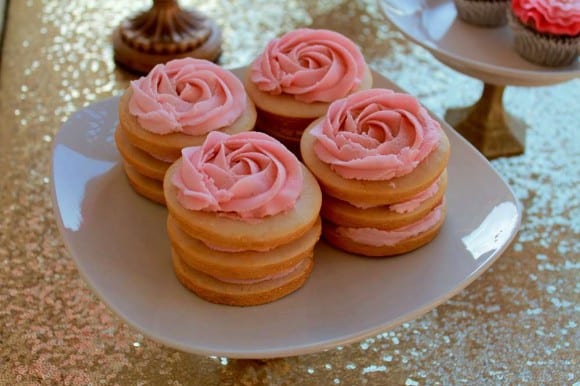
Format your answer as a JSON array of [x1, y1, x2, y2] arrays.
[[51, 69, 521, 359], [378, 0, 580, 86]]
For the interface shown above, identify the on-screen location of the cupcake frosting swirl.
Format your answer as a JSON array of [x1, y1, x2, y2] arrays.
[[172, 131, 303, 219], [311, 89, 440, 181], [512, 0, 580, 36], [129, 58, 247, 135], [250, 28, 367, 103]]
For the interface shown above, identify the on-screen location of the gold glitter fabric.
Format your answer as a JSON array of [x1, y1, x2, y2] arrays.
[[1, 1, 578, 384]]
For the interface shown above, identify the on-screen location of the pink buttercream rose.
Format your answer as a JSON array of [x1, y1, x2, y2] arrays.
[[129, 58, 247, 135], [172, 131, 303, 219], [512, 0, 580, 36], [250, 28, 367, 103], [312, 89, 440, 181]]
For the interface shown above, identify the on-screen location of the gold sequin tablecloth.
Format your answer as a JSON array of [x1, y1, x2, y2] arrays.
[[1, 1, 578, 384]]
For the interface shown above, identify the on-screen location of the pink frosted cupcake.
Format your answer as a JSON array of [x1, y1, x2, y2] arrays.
[[509, 0, 580, 67], [244, 28, 372, 155]]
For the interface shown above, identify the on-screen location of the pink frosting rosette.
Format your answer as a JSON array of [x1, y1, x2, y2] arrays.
[[129, 58, 247, 135], [512, 0, 580, 36], [311, 89, 441, 181], [250, 28, 367, 103], [172, 131, 303, 219]]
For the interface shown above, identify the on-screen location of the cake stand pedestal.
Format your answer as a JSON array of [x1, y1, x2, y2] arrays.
[[444, 83, 525, 159], [113, 0, 222, 74], [425, 45, 577, 160], [428, 53, 534, 160]]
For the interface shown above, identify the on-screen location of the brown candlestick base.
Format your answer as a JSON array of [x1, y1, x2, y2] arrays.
[[113, 0, 222, 74], [445, 83, 526, 159]]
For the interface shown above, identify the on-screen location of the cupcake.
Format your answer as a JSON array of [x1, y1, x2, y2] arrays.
[[509, 0, 580, 67], [300, 89, 450, 257], [164, 131, 322, 306], [244, 28, 372, 155], [115, 58, 257, 205], [453, 0, 510, 27]]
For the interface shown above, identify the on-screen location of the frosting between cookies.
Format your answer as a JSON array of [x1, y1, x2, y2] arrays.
[[512, 0, 580, 36], [129, 58, 247, 135], [336, 202, 444, 247], [349, 176, 440, 212], [172, 131, 303, 219], [312, 89, 441, 181], [211, 261, 304, 284], [202, 240, 270, 252], [250, 28, 367, 103], [388, 178, 440, 213]]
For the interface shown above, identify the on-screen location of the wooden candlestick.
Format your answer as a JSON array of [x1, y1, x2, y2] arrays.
[[113, 0, 222, 74]]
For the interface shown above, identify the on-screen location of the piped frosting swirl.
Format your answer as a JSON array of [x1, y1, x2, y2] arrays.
[[129, 58, 247, 135], [172, 131, 303, 219], [512, 0, 580, 36], [311, 88, 440, 181], [250, 28, 367, 103]]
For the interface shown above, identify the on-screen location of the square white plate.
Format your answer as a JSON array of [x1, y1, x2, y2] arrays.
[[51, 69, 521, 358]]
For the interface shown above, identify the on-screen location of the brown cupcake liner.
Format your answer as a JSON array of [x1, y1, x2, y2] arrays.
[[453, 0, 509, 27], [508, 12, 579, 67]]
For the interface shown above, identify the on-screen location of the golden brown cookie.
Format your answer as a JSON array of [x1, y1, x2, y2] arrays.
[[322, 204, 447, 257], [167, 215, 321, 281], [114, 126, 169, 181], [118, 88, 257, 162], [244, 66, 373, 119], [300, 119, 450, 207], [164, 162, 322, 251], [321, 170, 448, 230], [122, 162, 165, 205], [243, 67, 372, 155], [172, 249, 314, 306]]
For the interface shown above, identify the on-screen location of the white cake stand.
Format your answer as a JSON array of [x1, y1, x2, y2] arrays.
[[378, 0, 580, 159]]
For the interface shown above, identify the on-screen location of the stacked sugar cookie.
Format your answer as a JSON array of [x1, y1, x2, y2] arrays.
[[301, 89, 450, 257], [164, 131, 322, 306], [244, 28, 373, 156], [115, 58, 257, 205]]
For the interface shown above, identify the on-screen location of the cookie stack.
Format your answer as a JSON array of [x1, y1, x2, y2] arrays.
[[244, 28, 372, 156], [301, 89, 450, 257], [115, 58, 256, 205], [164, 131, 322, 306]]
